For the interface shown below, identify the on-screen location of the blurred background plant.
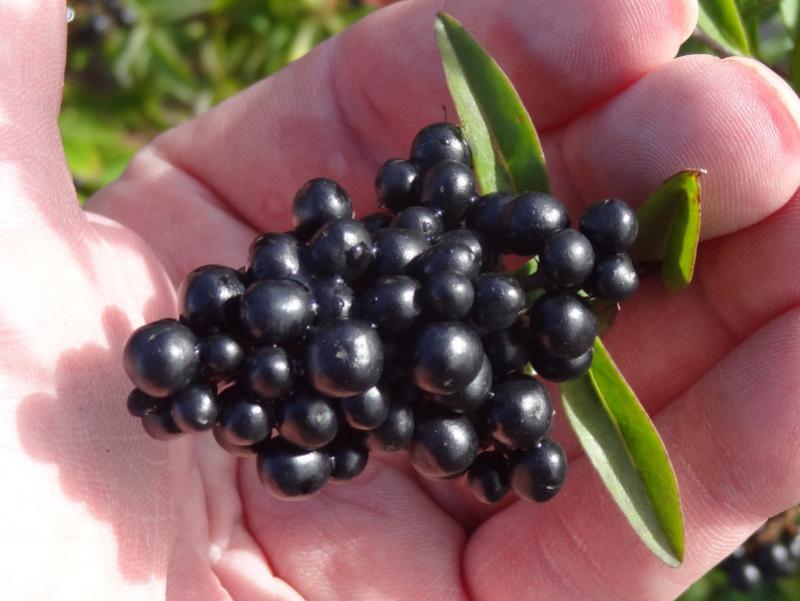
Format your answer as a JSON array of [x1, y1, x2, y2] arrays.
[[61, 1, 800, 598]]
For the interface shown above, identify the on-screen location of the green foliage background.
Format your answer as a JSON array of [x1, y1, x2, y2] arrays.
[[61, 1, 800, 599]]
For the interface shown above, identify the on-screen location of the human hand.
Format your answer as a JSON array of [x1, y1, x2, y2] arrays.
[[2, 0, 799, 599]]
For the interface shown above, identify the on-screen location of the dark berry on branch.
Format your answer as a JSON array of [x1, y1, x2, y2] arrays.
[[248, 233, 302, 281], [481, 326, 530, 376], [257, 438, 331, 499], [409, 240, 480, 282], [529, 292, 597, 359], [420, 159, 477, 226], [292, 178, 352, 239], [482, 377, 553, 448], [371, 227, 430, 276], [471, 273, 525, 331], [501, 192, 569, 255], [411, 321, 483, 395], [421, 271, 474, 319], [311, 275, 354, 322], [409, 411, 479, 479], [127, 388, 163, 417], [365, 396, 415, 452], [530, 346, 593, 383], [510, 438, 567, 502], [360, 212, 392, 233], [198, 334, 245, 380], [467, 451, 510, 504], [217, 386, 272, 446], [438, 228, 484, 266], [141, 405, 184, 441], [376, 159, 420, 212], [540, 229, 595, 289], [466, 192, 513, 250], [328, 435, 370, 482], [410, 122, 472, 169], [360, 275, 422, 333], [213, 427, 258, 458], [170, 383, 218, 432], [432, 353, 492, 413], [240, 279, 313, 344], [123, 319, 200, 398], [341, 384, 391, 430], [755, 542, 798, 579], [391, 206, 444, 240], [245, 346, 294, 399], [305, 319, 384, 398], [725, 560, 762, 592], [309, 218, 374, 281], [179, 265, 245, 333], [579, 198, 638, 254], [277, 388, 339, 449], [585, 253, 639, 302]]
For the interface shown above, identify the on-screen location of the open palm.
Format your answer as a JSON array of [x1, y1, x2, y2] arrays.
[[3, 1, 800, 599]]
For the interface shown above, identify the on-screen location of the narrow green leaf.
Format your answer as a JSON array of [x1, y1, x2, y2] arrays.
[[434, 13, 548, 194], [782, 0, 800, 36], [699, 0, 752, 55], [631, 170, 702, 292], [560, 339, 684, 567]]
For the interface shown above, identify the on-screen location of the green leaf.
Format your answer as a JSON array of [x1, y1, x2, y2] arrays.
[[560, 339, 684, 567], [631, 170, 702, 292], [699, 0, 752, 55], [782, 0, 800, 36], [434, 13, 548, 195]]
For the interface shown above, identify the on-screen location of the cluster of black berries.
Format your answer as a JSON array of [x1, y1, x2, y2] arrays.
[[719, 511, 800, 592], [69, 0, 136, 46], [122, 121, 640, 502]]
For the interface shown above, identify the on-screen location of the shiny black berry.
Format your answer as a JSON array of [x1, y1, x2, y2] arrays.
[[432, 353, 492, 413], [501, 192, 569, 255], [170, 383, 218, 432], [178, 265, 245, 333], [328, 435, 370, 481], [198, 334, 245, 380], [127, 388, 163, 417], [310, 275, 354, 322], [277, 388, 339, 449], [420, 159, 476, 226], [245, 346, 294, 399], [217, 386, 273, 446], [467, 451, 510, 504], [306, 319, 384, 397], [483, 377, 553, 448], [308, 218, 374, 281], [466, 192, 514, 250], [376, 159, 420, 212], [410, 122, 472, 169], [123, 319, 200, 398], [510, 438, 567, 502], [540, 229, 595, 289], [409, 411, 478, 479], [408, 240, 480, 281], [481, 326, 530, 376], [390, 206, 444, 240], [240, 279, 313, 344], [213, 427, 258, 458], [438, 228, 485, 268], [360, 211, 392, 233], [579, 198, 638, 254], [371, 227, 429, 276], [529, 292, 597, 359], [365, 397, 415, 451], [471, 273, 525, 331], [141, 406, 184, 441], [257, 438, 331, 499], [530, 346, 593, 383], [248, 233, 302, 281], [725, 559, 762, 592], [341, 384, 391, 430], [360, 275, 421, 333], [586, 253, 639, 302], [755, 542, 798, 578], [411, 321, 483, 395], [292, 177, 352, 239], [421, 270, 474, 319]]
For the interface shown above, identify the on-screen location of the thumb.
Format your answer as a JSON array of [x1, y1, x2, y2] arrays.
[[0, 0, 80, 229]]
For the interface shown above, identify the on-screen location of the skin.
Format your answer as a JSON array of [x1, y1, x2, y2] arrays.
[[1, 0, 799, 599]]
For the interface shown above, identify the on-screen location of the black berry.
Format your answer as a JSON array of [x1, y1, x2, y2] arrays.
[[306, 320, 384, 397], [390, 206, 444, 240], [467, 451, 510, 504], [529, 292, 597, 359], [360, 275, 421, 333], [127, 388, 163, 417], [309, 218, 374, 281], [421, 270, 474, 319], [530, 346, 593, 383], [360, 211, 392, 233], [420, 159, 476, 226], [432, 353, 492, 413], [586, 253, 639, 302], [510, 438, 567, 502], [328, 435, 370, 481], [755, 542, 798, 578], [539, 229, 595, 289], [466, 192, 514, 250], [482, 377, 553, 448], [725, 559, 762, 592], [245, 346, 294, 399], [409, 411, 478, 479], [410, 122, 472, 169], [311, 275, 354, 322], [178, 265, 245, 333], [411, 321, 484, 395], [198, 334, 245, 380], [277, 388, 339, 449], [366, 396, 415, 451], [501, 192, 569, 255], [292, 177, 352, 239], [376, 159, 420, 212], [248, 233, 302, 281], [471, 273, 525, 331], [481, 326, 530, 376], [579, 198, 638, 254], [123, 319, 200, 398], [257, 438, 331, 499], [239, 279, 313, 344], [141, 406, 184, 441], [371, 227, 430, 276], [408, 239, 480, 281], [213, 427, 258, 457], [217, 386, 273, 446], [170, 383, 218, 432], [341, 384, 391, 430]]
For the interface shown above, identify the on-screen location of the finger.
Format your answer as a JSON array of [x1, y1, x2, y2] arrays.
[[465, 307, 800, 601], [89, 0, 695, 281], [239, 458, 469, 601]]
